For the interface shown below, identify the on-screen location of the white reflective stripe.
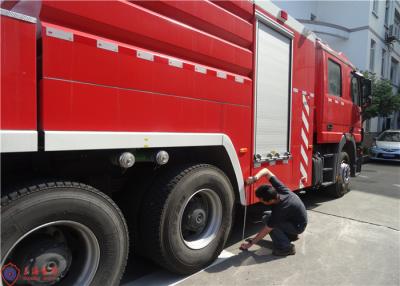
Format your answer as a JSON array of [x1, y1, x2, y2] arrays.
[[300, 162, 308, 178], [97, 40, 118, 52], [195, 65, 207, 74], [302, 112, 309, 132], [299, 180, 304, 189], [137, 51, 154, 61], [302, 91, 307, 95], [310, 93, 315, 98], [235, 76, 244, 84], [334, 100, 339, 104], [217, 71, 227, 79], [293, 88, 299, 93], [341, 102, 344, 106], [1, 130, 37, 153], [301, 128, 308, 147], [168, 59, 183, 68], [303, 95, 310, 116], [328, 98, 333, 102], [300, 145, 308, 166], [46, 27, 74, 41], [45, 131, 246, 205]]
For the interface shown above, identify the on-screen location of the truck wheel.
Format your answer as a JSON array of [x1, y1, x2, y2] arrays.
[[140, 164, 235, 275], [328, 152, 351, 198], [1, 182, 129, 286]]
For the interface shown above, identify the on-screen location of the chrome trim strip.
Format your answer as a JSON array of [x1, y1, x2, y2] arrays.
[[0, 8, 37, 24]]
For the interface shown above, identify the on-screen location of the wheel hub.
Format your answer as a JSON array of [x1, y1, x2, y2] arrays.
[[11, 235, 72, 286], [186, 208, 207, 232], [2, 221, 100, 286], [179, 189, 222, 250], [340, 162, 350, 184]]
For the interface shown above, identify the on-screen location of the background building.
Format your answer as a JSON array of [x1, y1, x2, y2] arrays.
[[273, 0, 400, 136]]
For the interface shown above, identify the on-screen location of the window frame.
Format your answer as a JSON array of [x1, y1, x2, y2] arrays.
[[381, 49, 387, 78], [372, 0, 379, 16], [351, 76, 361, 106], [370, 40, 376, 72], [327, 59, 342, 97]]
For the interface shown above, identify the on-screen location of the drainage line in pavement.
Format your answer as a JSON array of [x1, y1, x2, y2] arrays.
[[309, 209, 399, 231]]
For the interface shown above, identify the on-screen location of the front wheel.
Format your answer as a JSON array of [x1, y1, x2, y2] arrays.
[[140, 164, 235, 275], [1, 182, 129, 286], [328, 152, 351, 198]]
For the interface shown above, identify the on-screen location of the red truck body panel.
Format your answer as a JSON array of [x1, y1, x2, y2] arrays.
[[1, 14, 36, 130]]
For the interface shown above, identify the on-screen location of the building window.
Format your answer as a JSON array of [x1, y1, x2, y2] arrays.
[[370, 40, 376, 71], [384, 0, 390, 26], [391, 58, 399, 85], [395, 10, 400, 38], [381, 49, 386, 78], [372, 0, 379, 15], [328, 59, 342, 96]]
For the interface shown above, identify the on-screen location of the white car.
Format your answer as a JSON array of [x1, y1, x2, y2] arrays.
[[369, 130, 400, 162]]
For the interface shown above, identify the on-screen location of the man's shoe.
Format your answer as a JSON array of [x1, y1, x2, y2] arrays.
[[273, 244, 296, 256]]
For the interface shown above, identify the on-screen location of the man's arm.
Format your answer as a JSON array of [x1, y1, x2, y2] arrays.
[[240, 226, 272, 250], [246, 168, 289, 194], [245, 168, 274, 184]]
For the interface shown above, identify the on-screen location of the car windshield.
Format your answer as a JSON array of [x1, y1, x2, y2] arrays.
[[378, 132, 400, 142]]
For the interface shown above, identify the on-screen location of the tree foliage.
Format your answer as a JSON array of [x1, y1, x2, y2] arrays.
[[361, 72, 400, 122]]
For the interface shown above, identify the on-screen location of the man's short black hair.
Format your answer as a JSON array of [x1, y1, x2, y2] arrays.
[[255, 185, 278, 202]]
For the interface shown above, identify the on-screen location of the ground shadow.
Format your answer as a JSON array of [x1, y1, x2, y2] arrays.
[[206, 240, 285, 274]]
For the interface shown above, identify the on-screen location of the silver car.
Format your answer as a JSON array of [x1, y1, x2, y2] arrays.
[[369, 130, 400, 162]]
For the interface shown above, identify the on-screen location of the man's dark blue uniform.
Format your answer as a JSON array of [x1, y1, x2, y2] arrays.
[[240, 168, 308, 256], [263, 176, 307, 250]]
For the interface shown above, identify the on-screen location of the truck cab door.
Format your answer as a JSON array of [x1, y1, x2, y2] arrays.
[[324, 57, 344, 141]]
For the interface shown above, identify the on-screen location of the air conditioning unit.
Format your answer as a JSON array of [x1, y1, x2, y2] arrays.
[[386, 25, 399, 43]]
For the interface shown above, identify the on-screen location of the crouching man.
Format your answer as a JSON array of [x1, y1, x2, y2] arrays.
[[240, 168, 307, 256]]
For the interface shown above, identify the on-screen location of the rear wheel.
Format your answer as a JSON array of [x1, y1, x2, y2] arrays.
[[328, 152, 351, 198], [1, 182, 129, 286], [140, 164, 234, 274]]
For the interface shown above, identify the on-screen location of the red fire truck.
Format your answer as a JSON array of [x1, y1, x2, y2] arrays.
[[1, 1, 371, 284]]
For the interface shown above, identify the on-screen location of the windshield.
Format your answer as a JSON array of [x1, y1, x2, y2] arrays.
[[378, 132, 400, 142]]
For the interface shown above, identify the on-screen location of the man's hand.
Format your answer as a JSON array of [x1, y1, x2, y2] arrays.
[[246, 168, 275, 186], [245, 176, 257, 185], [239, 242, 253, 251]]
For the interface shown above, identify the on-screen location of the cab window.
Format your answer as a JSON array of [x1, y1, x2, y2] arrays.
[[351, 76, 360, 106], [328, 59, 342, 96]]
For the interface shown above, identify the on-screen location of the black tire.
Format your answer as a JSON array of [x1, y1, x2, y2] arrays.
[[328, 152, 351, 198], [139, 164, 235, 275], [1, 182, 129, 286]]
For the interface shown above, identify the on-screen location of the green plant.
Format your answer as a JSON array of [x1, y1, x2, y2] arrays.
[[361, 72, 400, 122]]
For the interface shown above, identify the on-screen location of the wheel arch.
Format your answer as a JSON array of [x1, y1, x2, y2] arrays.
[[336, 134, 357, 177]]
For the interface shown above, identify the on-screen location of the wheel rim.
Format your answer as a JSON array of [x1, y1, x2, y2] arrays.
[[2, 220, 100, 286], [179, 189, 222, 250], [340, 161, 351, 184]]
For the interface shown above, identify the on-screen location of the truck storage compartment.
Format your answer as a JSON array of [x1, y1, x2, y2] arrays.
[[1, 10, 37, 131], [39, 0, 252, 77], [40, 23, 252, 132], [254, 21, 292, 159]]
